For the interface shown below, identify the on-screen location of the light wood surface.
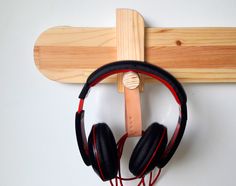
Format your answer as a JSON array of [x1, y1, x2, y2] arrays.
[[116, 9, 143, 137], [34, 27, 236, 82], [116, 9, 144, 92], [123, 72, 140, 89]]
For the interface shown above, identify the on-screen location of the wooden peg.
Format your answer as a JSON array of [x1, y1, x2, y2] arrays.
[[116, 9, 144, 136], [123, 72, 140, 90]]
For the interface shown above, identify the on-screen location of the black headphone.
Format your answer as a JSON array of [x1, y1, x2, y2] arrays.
[[75, 60, 187, 182]]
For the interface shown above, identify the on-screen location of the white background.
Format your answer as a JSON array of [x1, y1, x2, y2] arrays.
[[1, 0, 236, 185]]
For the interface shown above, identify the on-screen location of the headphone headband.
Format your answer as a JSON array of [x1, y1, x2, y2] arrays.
[[76, 60, 187, 168]]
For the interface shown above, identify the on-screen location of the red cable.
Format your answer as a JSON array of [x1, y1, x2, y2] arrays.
[[149, 169, 161, 186], [117, 133, 126, 186], [109, 180, 114, 186], [110, 133, 162, 186], [149, 171, 153, 186], [115, 133, 140, 181], [115, 177, 118, 186], [137, 176, 145, 186]]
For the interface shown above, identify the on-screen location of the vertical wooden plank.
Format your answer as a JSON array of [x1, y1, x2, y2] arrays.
[[116, 9, 144, 136], [116, 9, 144, 91]]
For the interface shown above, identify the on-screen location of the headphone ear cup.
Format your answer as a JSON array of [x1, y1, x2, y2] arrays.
[[88, 123, 118, 181], [129, 123, 167, 177]]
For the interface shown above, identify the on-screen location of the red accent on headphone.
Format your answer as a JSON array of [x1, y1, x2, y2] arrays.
[[78, 99, 84, 112], [89, 69, 181, 105], [162, 123, 181, 158], [92, 126, 106, 181], [139, 128, 167, 177]]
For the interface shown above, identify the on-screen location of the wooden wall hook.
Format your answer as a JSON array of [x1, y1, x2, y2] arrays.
[[116, 9, 144, 136], [33, 9, 236, 137]]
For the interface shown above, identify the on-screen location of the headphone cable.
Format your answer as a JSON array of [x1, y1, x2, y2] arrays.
[[109, 133, 162, 186]]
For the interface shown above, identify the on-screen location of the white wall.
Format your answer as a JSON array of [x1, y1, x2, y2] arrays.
[[0, 0, 236, 185]]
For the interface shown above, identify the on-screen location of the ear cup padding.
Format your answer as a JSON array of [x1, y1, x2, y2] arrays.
[[129, 123, 167, 177], [88, 123, 118, 181]]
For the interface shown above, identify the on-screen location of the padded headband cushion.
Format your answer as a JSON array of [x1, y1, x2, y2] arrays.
[[88, 123, 118, 181], [79, 60, 187, 106], [129, 123, 167, 176]]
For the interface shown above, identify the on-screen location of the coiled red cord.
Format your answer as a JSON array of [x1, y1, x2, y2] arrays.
[[109, 133, 162, 186]]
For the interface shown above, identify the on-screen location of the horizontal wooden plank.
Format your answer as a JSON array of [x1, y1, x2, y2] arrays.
[[34, 27, 236, 83]]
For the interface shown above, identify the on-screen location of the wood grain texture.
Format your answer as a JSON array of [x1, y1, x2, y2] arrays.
[[116, 9, 144, 92], [34, 27, 236, 83], [123, 72, 140, 89], [116, 9, 143, 136]]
